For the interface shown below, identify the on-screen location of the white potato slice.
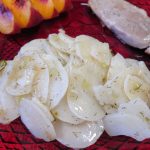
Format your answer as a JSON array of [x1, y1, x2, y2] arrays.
[[139, 61, 150, 84], [0, 92, 19, 124], [0, 60, 7, 76], [32, 98, 54, 121], [75, 35, 112, 67], [32, 64, 49, 103], [75, 35, 99, 61], [103, 113, 150, 141], [124, 75, 150, 104], [65, 54, 85, 75], [52, 96, 84, 125], [77, 61, 107, 85], [6, 55, 46, 96], [94, 72, 129, 106], [90, 42, 112, 67], [126, 58, 139, 68], [58, 32, 75, 47], [118, 99, 150, 123], [107, 53, 127, 80], [93, 85, 117, 105], [54, 120, 104, 149], [67, 73, 105, 121], [48, 33, 74, 54], [41, 54, 69, 109], [56, 50, 70, 66], [0, 61, 19, 124], [18, 39, 54, 57], [19, 99, 56, 142], [103, 104, 118, 114], [19, 38, 69, 66]]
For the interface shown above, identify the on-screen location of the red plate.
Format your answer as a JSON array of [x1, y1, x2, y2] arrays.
[[0, 0, 150, 149]]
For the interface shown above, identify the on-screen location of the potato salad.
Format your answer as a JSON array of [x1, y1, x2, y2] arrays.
[[0, 30, 150, 148]]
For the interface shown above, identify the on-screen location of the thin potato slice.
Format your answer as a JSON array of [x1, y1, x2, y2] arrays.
[[118, 98, 150, 123], [6, 55, 46, 96], [65, 54, 84, 74], [58, 31, 75, 48], [52, 96, 84, 125], [54, 120, 104, 149], [126, 58, 139, 68], [90, 42, 112, 67], [32, 65, 49, 103], [19, 99, 56, 142], [48, 33, 74, 54], [75, 35, 112, 68], [94, 72, 129, 106], [124, 75, 150, 104], [41, 54, 69, 109], [75, 61, 107, 85], [93, 85, 117, 105], [67, 73, 105, 121], [107, 53, 127, 80], [103, 113, 150, 141], [103, 104, 118, 114], [139, 61, 150, 84], [18, 39, 54, 57], [0, 61, 19, 124]]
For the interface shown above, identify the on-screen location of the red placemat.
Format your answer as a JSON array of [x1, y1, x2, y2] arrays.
[[0, 0, 150, 149]]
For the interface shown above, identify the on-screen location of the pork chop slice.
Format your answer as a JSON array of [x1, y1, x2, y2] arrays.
[[145, 47, 150, 55], [89, 0, 150, 49]]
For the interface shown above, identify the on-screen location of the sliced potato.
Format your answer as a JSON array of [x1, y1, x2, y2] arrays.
[[48, 33, 74, 54], [54, 120, 104, 149], [94, 72, 129, 106], [65, 54, 84, 74], [107, 53, 127, 80], [18, 39, 54, 57], [118, 98, 150, 123], [19, 99, 56, 142], [90, 42, 112, 67], [124, 75, 150, 104], [58, 31, 75, 47], [70, 60, 107, 86], [52, 96, 84, 125], [139, 61, 150, 84], [103, 113, 150, 141], [103, 104, 118, 114], [6, 55, 46, 96], [0, 60, 7, 72], [126, 58, 139, 68], [32, 98, 54, 121], [32, 64, 49, 103], [75, 35, 112, 68], [41, 54, 69, 109], [67, 73, 105, 121], [0, 61, 19, 124], [93, 85, 116, 105]]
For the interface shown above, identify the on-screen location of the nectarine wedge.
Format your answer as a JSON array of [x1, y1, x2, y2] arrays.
[[2, 0, 42, 28], [0, 2, 20, 34], [52, 0, 72, 13], [30, 0, 55, 20]]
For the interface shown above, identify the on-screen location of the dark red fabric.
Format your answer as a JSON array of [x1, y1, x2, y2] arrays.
[[0, 0, 150, 149]]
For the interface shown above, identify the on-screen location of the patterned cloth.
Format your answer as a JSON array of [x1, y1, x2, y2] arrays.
[[0, 0, 150, 149]]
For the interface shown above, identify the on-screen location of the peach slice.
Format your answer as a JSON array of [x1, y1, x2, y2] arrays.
[[30, 0, 55, 20], [52, 0, 72, 13], [52, 0, 65, 13], [0, 2, 20, 34], [2, 0, 42, 28]]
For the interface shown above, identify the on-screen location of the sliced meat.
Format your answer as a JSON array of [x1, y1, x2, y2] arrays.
[[145, 47, 150, 55], [89, 0, 150, 49]]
